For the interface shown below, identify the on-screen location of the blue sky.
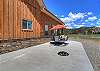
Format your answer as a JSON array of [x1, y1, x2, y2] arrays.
[[44, 0, 100, 28]]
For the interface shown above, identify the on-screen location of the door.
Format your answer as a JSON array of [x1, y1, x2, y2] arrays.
[[45, 25, 49, 35]]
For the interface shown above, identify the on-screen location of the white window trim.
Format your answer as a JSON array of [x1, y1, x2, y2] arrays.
[[22, 19, 33, 30]]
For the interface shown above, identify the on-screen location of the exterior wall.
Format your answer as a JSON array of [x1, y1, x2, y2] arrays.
[[40, 11, 61, 36], [0, 0, 41, 40], [0, 0, 3, 39], [0, 0, 63, 40]]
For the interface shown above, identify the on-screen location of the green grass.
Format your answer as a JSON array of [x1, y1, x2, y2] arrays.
[[68, 34, 100, 39]]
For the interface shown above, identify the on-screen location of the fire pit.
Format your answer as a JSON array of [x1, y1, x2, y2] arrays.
[[57, 51, 69, 56]]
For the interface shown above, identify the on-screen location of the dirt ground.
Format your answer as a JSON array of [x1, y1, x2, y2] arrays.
[[70, 38, 100, 71], [0, 38, 51, 55]]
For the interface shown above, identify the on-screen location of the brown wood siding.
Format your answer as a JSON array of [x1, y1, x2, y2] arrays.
[[0, 0, 42, 40], [0, 0, 63, 40], [40, 11, 61, 36], [0, 0, 3, 39]]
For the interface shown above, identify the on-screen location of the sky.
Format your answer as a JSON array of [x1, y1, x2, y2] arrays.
[[44, 0, 100, 28]]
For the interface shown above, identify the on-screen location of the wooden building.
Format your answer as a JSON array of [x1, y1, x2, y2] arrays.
[[0, 0, 64, 40]]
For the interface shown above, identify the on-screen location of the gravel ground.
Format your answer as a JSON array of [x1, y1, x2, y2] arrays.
[[69, 38, 100, 71], [0, 38, 50, 55]]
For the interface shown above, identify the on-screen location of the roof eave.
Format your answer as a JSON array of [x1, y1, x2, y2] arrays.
[[41, 8, 64, 25]]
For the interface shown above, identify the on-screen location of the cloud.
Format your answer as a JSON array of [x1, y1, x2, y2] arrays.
[[61, 15, 64, 17], [97, 19, 100, 25], [60, 12, 85, 23], [59, 12, 98, 28], [65, 23, 71, 26], [60, 12, 95, 23], [55, 15, 58, 17], [64, 22, 75, 29], [84, 15, 88, 17], [60, 17, 73, 23], [68, 12, 85, 19], [85, 20, 89, 22], [90, 23, 94, 26], [68, 26, 73, 29], [82, 23, 85, 25], [74, 24, 85, 28], [87, 12, 93, 15], [88, 16, 97, 21]]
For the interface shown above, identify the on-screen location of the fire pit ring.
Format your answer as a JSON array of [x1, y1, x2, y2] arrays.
[[57, 51, 69, 56]]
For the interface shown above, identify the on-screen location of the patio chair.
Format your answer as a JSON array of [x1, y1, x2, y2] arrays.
[[50, 36, 68, 46], [65, 35, 68, 41]]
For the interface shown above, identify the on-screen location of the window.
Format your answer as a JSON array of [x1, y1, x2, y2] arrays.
[[22, 19, 32, 30]]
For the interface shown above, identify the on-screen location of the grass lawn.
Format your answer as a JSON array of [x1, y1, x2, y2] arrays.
[[68, 34, 100, 39]]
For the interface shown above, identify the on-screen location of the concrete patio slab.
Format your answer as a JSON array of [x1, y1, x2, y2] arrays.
[[0, 41, 94, 71]]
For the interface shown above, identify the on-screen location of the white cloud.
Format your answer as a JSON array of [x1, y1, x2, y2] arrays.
[[84, 15, 88, 16], [97, 19, 100, 27], [68, 26, 73, 29], [65, 23, 71, 26], [55, 15, 58, 17], [65, 22, 75, 29], [98, 19, 100, 20], [60, 12, 85, 23], [95, 26, 100, 27], [85, 20, 89, 22], [87, 12, 93, 15], [60, 17, 73, 23], [88, 16, 97, 21], [59, 12, 98, 28], [61, 15, 64, 17], [97, 19, 100, 25], [74, 24, 84, 28], [82, 23, 85, 25], [90, 23, 94, 26], [68, 12, 85, 20]]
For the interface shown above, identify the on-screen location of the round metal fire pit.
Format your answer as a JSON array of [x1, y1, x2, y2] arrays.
[[57, 51, 69, 56]]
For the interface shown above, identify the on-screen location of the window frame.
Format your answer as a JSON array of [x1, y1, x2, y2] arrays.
[[21, 19, 33, 31]]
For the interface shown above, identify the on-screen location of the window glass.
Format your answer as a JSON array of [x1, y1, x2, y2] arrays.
[[22, 20, 27, 29], [28, 21, 32, 29], [22, 19, 32, 30]]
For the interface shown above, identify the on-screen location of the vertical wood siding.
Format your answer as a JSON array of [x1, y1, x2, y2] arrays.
[[0, 0, 42, 40], [0, 0, 62, 40]]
